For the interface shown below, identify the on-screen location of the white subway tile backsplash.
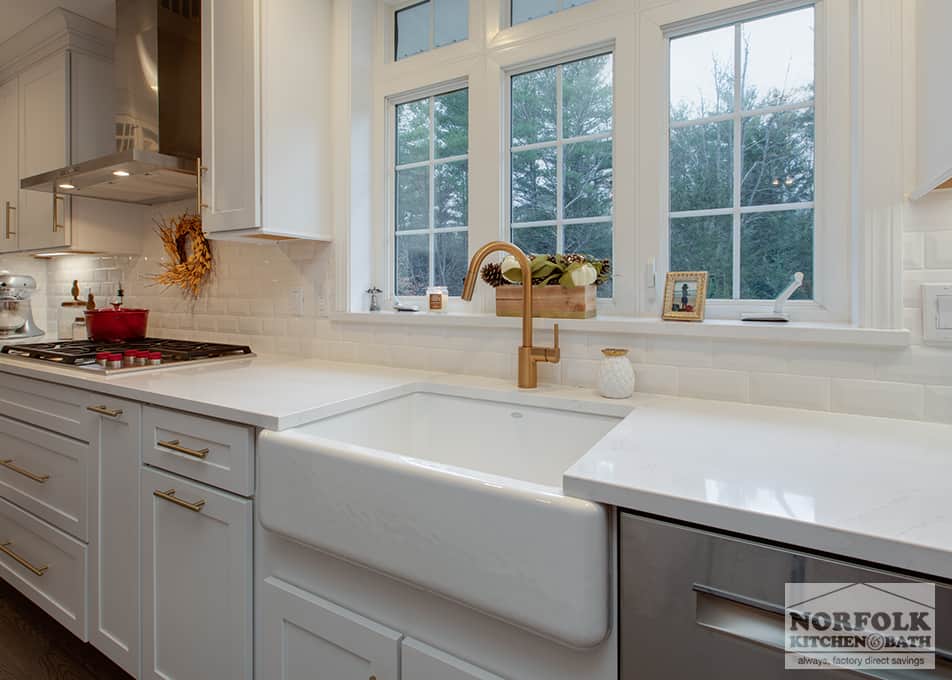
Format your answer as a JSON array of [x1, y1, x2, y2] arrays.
[[903, 232, 924, 269], [677, 367, 749, 403], [749, 373, 831, 411], [787, 346, 882, 379], [643, 336, 712, 368], [562, 358, 600, 388], [831, 379, 924, 420], [875, 346, 952, 386], [924, 231, 952, 269], [633, 364, 678, 396], [711, 339, 790, 373], [924, 386, 952, 424]]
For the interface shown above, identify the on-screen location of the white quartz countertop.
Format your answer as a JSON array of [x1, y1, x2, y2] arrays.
[[564, 398, 952, 581], [0, 353, 436, 430]]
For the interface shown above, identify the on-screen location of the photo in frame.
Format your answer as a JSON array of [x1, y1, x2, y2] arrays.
[[662, 271, 708, 321]]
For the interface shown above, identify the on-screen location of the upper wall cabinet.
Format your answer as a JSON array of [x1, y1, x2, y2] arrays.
[[201, 0, 334, 243], [913, 0, 952, 198], [0, 10, 144, 255]]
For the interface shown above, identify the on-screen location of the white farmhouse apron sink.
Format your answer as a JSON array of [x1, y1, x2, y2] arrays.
[[257, 383, 629, 648]]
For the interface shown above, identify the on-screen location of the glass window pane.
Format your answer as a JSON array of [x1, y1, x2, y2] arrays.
[[565, 222, 613, 298], [395, 2, 430, 61], [511, 225, 557, 255], [434, 231, 468, 295], [741, 108, 814, 207], [511, 67, 557, 146], [396, 98, 430, 165], [434, 160, 468, 227], [669, 120, 733, 212], [434, 89, 468, 158], [563, 139, 613, 219], [434, 0, 467, 47], [669, 25, 734, 121], [742, 7, 814, 110], [670, 215, 733, 299], [740, 209, 813, 300], [396, 234, 430, 296], [511, 147, 557, 223], [562, 54, 613, 139], [511, 0, 558, 25], [396, 167, 429, 231]]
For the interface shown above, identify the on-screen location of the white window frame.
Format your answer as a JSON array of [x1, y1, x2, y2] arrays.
[[640, 0, 852, 322], [505, 48, 616, 301], [389, 84, 471, 297], [392, 0, 470, 62]]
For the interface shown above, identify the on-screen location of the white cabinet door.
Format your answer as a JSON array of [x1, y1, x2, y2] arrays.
[[200, 0, 258, 234], [0, 78, 18, 253], [88, 399, 140, 678], [915, 0, 952, 196], [141, 466, 253, 680], [402, 638, 505, 680], [258, 575, 401, 680], [18, 52, 69, 251]]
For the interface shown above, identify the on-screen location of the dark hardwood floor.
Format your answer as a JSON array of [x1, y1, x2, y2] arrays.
[[0, 577, 130, 680]]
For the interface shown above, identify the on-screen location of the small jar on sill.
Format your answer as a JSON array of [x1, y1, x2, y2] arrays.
[[426, 286, 448, 314]]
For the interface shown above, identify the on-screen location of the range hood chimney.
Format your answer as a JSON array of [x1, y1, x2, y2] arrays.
[[20, 0, 201, 205]]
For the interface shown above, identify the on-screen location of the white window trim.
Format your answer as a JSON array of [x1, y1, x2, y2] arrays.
[[389, 82, 471, 297], [649, 0, 849, 322], [345, 0, 905, 334]]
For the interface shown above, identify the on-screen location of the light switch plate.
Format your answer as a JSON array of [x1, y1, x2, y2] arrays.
[[922, 284, 952, 343]]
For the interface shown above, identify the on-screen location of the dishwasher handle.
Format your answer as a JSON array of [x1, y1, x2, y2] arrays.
[[693, 584, 952, 678]]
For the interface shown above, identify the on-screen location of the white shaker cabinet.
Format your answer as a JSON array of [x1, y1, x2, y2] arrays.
[[913, 0, 952, 198], [87, 399, 141, 678], [141, 466, 253, 680], [402, 638, 505, 680], [258, 576, 402, 680], [0, 78, 18, 253], [200, 0, 333, 243]]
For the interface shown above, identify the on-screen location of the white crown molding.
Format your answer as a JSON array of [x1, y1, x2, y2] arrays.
[[0, 8, 113, 84]]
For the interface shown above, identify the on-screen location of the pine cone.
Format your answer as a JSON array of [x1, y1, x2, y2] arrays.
[[480, 262, 508, 288], [562, 253, 586, 266]]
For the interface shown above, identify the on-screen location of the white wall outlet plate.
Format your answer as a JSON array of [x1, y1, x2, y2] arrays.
[[922, 284, 952, 344]]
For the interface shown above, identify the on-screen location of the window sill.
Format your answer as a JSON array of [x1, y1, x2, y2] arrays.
[[330, 311, 911, 347]]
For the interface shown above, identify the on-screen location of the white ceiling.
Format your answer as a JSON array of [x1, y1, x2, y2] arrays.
[[0, 0, 115, 46]]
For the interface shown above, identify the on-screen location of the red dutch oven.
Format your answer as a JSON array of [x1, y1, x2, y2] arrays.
[[84, 304, 149, 341]]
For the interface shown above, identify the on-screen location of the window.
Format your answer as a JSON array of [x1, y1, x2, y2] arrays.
[[394, 88, 469, 296], [667, 6, 815, 301], [395, 0, 468, 60], [508, 53, 614, 296], [511, 0, 594, 26]]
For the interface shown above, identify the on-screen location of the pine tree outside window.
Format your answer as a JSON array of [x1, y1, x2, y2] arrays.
[[668, 5, 816, 301]]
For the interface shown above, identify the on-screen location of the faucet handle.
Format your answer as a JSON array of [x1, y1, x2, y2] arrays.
[[547, 323, 561, 363], [552, 323, 559, 350]]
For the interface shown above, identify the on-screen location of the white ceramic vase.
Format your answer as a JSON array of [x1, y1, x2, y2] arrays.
[[598, 348, 635, 399]]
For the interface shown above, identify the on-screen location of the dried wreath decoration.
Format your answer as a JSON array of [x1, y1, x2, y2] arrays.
[[151, 212, 213, 298]]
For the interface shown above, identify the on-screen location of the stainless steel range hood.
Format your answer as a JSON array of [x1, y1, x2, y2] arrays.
[[20, 0, 201, 205]]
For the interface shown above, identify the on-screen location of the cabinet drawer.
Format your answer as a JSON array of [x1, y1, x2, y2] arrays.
[[619, 513, 952, 679], [0, 373, 93, 441], [142, 405, 253, 495], [0, 496, 86, 639], [402, 638, 504, 680], [0, 414, 89, 540]]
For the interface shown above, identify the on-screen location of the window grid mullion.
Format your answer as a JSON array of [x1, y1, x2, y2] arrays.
[[556, 64, 565, 254], [428, 96, 436, 288], [731, 23, 743, 300], [670, 99, 816, 129]]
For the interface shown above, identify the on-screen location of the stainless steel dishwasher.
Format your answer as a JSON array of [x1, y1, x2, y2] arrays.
[[619, 512, 952, 679]]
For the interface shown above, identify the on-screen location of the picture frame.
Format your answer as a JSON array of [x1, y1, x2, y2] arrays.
[[662, 271, 708, 321]]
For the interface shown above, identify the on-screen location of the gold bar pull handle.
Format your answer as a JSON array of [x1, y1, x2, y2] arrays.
[[0, 459, 50, 483], [197, 157, 208, 212], [153, 488, 205, 513], [53, 192, 65, 232], [3, 201, 15, 239], [0, 541, 48, 576], [157, 439, 209, 459], [87, 405, 123, 418]]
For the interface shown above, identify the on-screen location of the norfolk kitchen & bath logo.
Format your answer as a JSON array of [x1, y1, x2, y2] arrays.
[[785, 583, 936, 671]]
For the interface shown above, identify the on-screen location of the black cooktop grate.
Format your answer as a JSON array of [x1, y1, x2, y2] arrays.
[[0, 338, 253, 366]]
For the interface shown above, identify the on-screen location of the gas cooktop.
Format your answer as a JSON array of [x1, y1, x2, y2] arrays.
[[0, 338, 254, 374]]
